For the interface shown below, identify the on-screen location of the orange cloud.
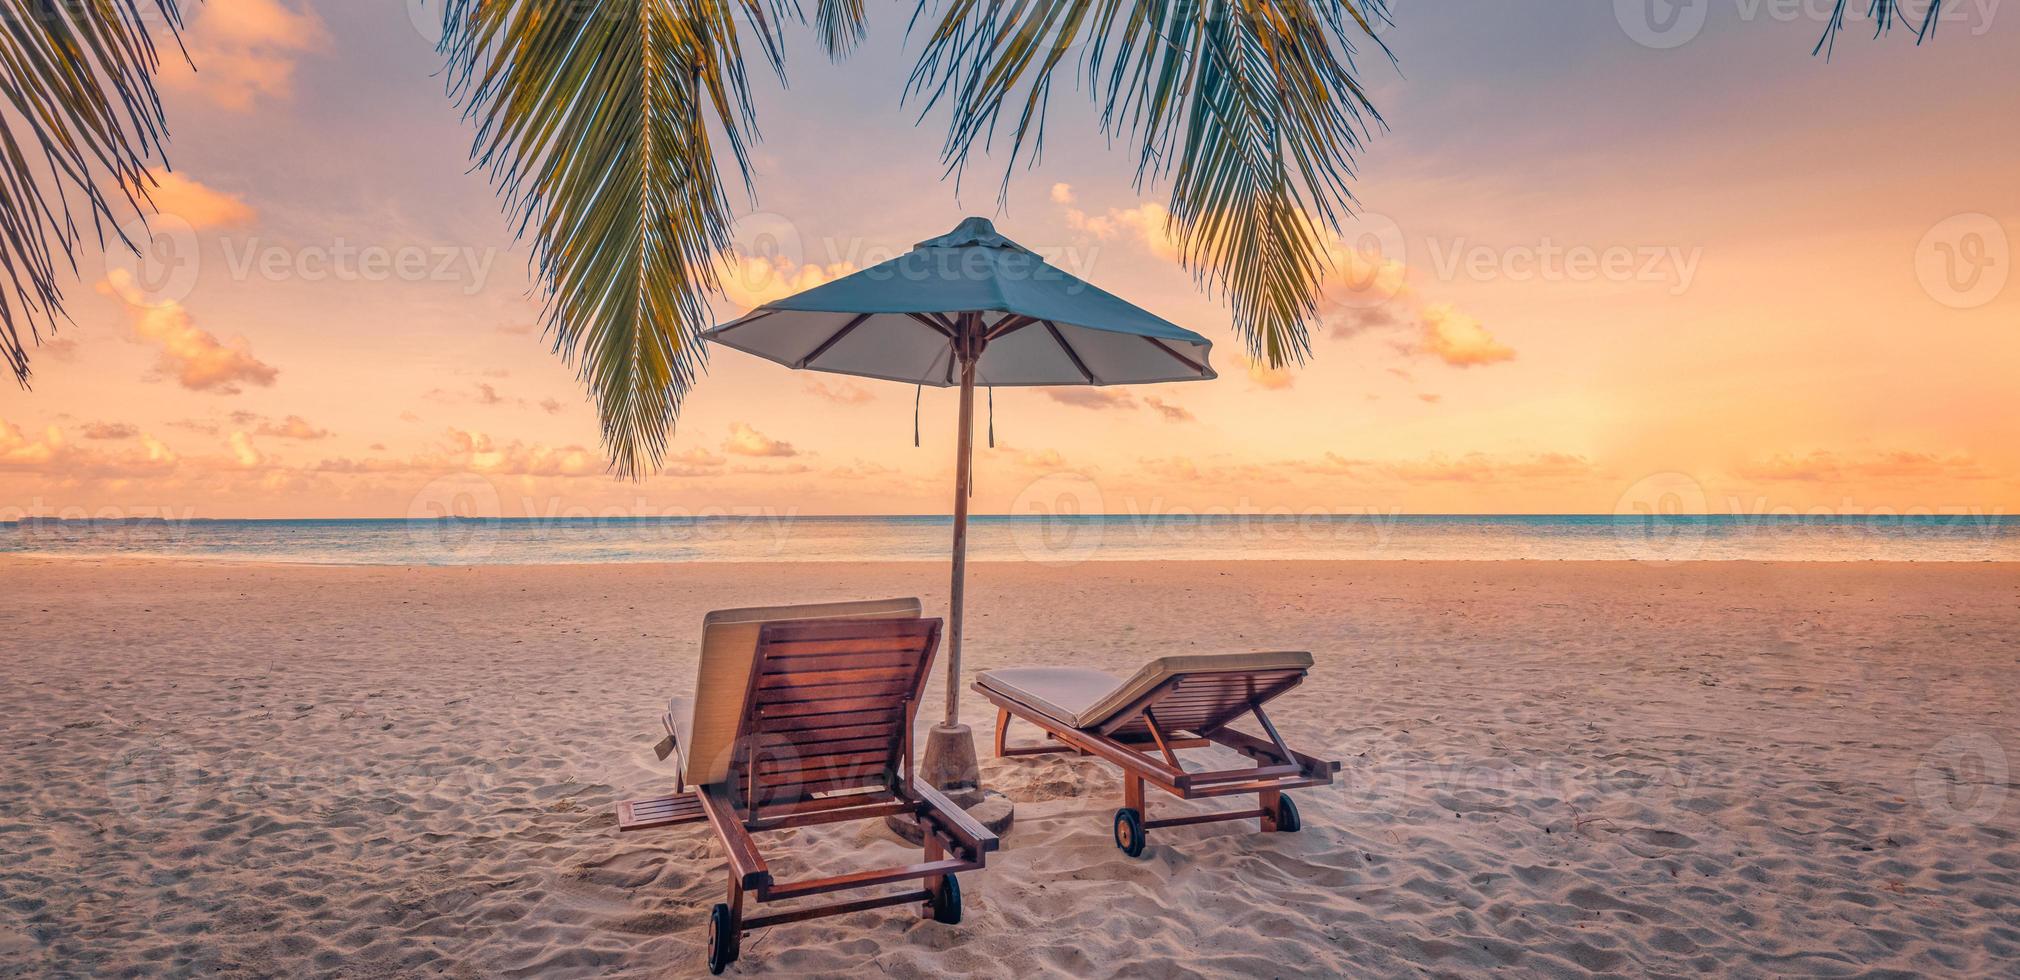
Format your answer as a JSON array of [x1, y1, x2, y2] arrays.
[[805, 379, 874, 405], [1383, 452, 1593, 483], [716, 254, 858, 310], [254, 415, 330, 440], [167, 0, 329, 111], [1241, 357, 1296, 391], [723, 422, 797, 458], [1418, 304, 1516, 368], [82, 422, 140, 440], [1047, 388, 1136, 410], [101, 270, 279, 393], [144, 170, 256, 228], [1734, 450, 1989, 483], [1144, 395, 1194, 422]]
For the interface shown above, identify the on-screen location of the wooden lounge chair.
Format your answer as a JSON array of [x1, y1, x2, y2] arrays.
[[615, 599, 998, 974], [975, 652, 1339, 857]]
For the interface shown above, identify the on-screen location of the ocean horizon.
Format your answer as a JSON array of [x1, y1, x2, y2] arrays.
[[3, 513, 2013, 565]]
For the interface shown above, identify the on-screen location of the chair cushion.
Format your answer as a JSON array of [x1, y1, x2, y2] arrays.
[[680, 597, 922, 787], [981, 651, 1313, 729], [974, 666, 1122, 728]]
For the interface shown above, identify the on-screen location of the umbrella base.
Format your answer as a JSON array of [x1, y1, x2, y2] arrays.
[[886, 724, 1015, 842]]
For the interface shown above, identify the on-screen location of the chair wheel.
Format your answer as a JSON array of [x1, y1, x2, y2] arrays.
[[1114, 807, 1147, 857], [1276, 794, 1302, 833], [931, 873, 963, 924], [707, 902, 738, 974]]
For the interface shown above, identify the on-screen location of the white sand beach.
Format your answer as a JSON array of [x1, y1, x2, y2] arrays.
[[3, 557, 2017, 977]]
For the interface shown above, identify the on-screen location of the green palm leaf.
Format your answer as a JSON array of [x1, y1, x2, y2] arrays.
[[436, 0, 794, 478], [908, 0, 1391, 369], [0, 0, 187, 387]]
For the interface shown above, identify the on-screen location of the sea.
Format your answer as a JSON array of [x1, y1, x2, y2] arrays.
[[2, 514, 2014, 565]]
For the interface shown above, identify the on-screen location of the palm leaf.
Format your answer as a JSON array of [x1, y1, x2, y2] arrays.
[[435, 0, 800, 478], [0, 0, 187, 387], [907, 0, 1390, 369]]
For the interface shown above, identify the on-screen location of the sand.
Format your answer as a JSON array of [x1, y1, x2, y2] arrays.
[[2, 557, 2017, 977]]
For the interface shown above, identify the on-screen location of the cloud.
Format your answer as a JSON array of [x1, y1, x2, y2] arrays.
[[0, 421, 64, 468], [228, 431, 265, 468], [144, 170, 256, 228], [82, 422, 140, 440], [1140, 455, 1203, 482], [254, 415, 330, 440], [1418, 304, 1516, 368], [1417, 393, 1442, 404], [805, 379, 874, 405], [1734, 450, 1989, 483], [43, 337, 80, 362], [101, 270, 279, 393], [1383, 452, 1594, 483], [1144, 395, 1194, 422], [476, 382, 506, 405], [1241, 357, 1296, 391], [1050, 183, 1076, 205], [539, 398, 563, 415], [723, 422, 797, 458], [1047, 388, 1136, 410], [167, 0, 330, 111], [716, 254, 859, 310], [496, 323, 538, 336], [1063, 200, 1180, 261]]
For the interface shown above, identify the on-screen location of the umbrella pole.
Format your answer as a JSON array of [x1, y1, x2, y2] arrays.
[[946, 343, 976, 728]]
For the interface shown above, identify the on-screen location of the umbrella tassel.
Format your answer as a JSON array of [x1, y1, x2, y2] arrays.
[[913, 385, 922, 448]]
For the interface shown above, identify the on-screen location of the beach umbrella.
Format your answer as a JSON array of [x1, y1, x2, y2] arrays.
[[702, 217, 1215, 778]]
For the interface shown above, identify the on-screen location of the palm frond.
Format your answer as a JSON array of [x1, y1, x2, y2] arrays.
[[436, 0, 793, 479], [1815, 0, 1943, 57], [814, 0, 868, 58], [0, 0, 187, 387], [907, 0, 1390, 368]]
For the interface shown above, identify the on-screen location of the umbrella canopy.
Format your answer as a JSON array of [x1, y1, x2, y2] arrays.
[[702, 217, 1216, 738], [706, 217, 1216, 387]]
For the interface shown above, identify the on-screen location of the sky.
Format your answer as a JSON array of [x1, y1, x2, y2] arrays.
[[1, 0, 2016, 520]]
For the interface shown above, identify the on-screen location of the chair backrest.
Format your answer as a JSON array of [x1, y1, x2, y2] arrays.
[[1082, 651, 1314, 737], [732, 616, 943, 809], [684, 598, 922, 787]]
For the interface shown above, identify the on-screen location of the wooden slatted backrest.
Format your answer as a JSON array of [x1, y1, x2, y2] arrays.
[[732, 617, 943, 808], [1102, 668, 1308, 738]]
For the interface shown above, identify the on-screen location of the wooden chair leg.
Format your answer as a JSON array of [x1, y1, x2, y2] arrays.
[[922, 831, 946, 914], [1123, 774, 1145, 817], [1259, 788, 1281, 832], [993, 708, 1010, 757]]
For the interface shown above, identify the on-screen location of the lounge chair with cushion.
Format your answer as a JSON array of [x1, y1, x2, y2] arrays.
[[975, 651, 1338, 857], [616, 598, 997, 974]]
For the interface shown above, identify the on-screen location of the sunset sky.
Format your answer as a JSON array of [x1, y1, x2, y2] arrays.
[[2, 0, 2015, 519]]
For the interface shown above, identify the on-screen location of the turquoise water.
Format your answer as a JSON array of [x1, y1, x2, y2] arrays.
[[1, 514, 2013, 564]]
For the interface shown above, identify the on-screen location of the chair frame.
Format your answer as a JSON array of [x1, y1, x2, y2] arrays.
[[618, 616, 997, 972], [975, 665, 1339, 846]]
